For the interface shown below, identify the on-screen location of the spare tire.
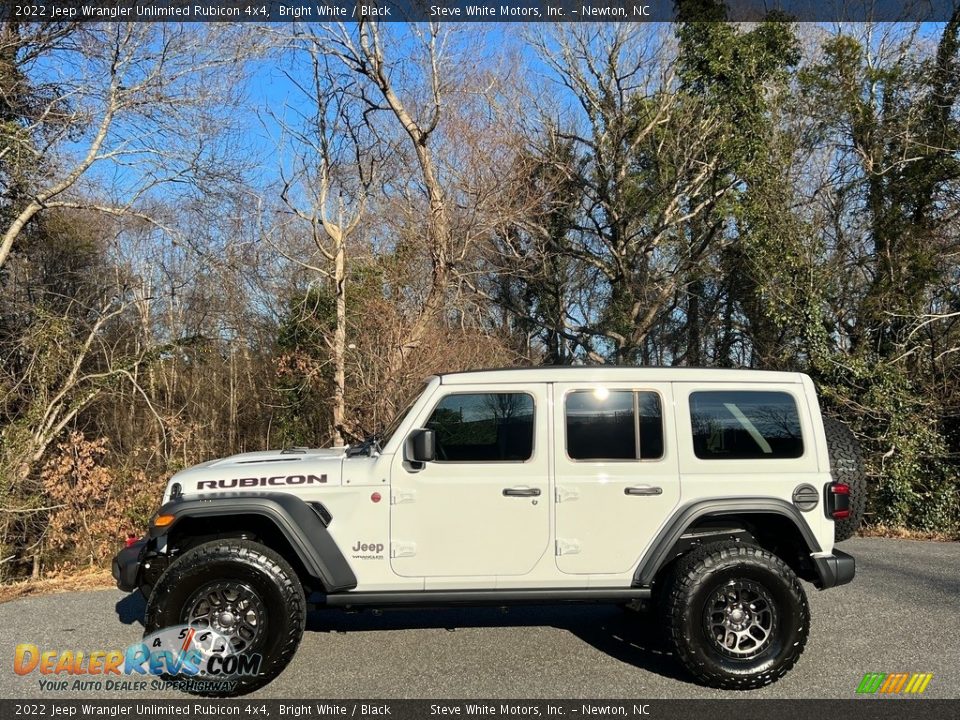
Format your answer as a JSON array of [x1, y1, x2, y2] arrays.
[[822, 417, 866, 541]]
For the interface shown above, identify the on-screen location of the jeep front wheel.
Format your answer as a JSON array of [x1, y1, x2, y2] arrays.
[[662, 542, 809, 689], [144, 539, 306, 696]]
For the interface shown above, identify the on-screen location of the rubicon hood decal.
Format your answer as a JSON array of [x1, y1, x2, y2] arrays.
[[197, 474, 327, 490], [167, 448, 346, 499]]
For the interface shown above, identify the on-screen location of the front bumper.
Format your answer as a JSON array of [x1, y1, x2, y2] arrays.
[[112, 538, 146, 592], [813, 549, 856, 589]]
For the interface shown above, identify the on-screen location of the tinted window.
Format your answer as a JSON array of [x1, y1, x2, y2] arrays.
[[426, 393, 534, 462], [566, 390, 663, 461], [690, 391, 803, 460], [637, 392, 664, 459]]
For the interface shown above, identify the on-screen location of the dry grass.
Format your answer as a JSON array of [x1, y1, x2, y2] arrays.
[[859, 524, 958, 542], [0, 567, 114, 604]]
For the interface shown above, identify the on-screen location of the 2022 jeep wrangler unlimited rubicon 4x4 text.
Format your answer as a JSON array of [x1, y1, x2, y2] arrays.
[[113, 367, 860, 695]]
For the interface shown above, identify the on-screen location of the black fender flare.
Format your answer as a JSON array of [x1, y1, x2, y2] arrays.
[[633, 497, 822, 587], [150, 492, 357, 592]]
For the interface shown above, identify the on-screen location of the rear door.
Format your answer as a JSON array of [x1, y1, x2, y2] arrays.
[[553, 382, 680, 575], [389, 384, 550, 578]]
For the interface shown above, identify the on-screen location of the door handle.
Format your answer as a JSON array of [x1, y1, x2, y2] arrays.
[[625, 485, 663, 496], [503, 487, 541, 497]]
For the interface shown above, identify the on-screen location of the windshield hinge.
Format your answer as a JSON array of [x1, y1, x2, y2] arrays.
[[391, 489, 416, 505], [391, 541, 417, 558], [555, 538, 581, 556], [556, 486, 580, 503]]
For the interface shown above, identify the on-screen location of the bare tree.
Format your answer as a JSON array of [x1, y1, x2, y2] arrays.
[[0, 23, 254, 270], [318, 21, 458, 393], [269, 32, 377, 446], [525, 25, 736, 363]]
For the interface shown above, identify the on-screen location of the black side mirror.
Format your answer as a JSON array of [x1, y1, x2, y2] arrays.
[[407, 428, 436, 463]]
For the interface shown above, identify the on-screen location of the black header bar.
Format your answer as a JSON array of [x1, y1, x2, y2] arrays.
[[2, 0, 958, 23]]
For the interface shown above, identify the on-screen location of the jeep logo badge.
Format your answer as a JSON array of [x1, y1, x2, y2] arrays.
[[351, 541, 385, 560], [352, 542, 384, 554]]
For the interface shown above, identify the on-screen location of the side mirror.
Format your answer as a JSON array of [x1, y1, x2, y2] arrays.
[[406, 428, 436, 463]]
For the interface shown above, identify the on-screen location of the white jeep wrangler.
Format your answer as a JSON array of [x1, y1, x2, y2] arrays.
[[114, 367, 861, 694]]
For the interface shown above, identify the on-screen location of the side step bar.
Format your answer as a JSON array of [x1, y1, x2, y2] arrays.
[[321, 587, 651, 608]]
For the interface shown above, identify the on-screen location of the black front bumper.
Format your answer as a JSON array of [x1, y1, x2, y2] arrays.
[[112, 538, 146, 592], [813, 548, 856, 589]]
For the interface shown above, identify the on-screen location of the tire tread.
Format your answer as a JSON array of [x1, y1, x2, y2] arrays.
[[822, 417, 867, 541], [144, 539, 305, 696], [664, 541, 810, 690]]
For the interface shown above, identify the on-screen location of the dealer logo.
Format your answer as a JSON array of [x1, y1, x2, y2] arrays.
[[14, 625, 261, 693], [856, 672, 933, 695]]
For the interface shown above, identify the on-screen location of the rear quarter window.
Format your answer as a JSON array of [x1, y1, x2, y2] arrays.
[[689, 390, 804, 460]]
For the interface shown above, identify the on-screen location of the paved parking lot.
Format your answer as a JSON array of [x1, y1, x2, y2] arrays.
[[1, 537, 957, 699]]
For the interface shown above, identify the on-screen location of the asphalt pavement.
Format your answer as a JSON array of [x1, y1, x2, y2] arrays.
[[1, 537, 957, 699]]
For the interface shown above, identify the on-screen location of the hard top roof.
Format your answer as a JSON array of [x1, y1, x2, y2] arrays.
[[435, 366, 805, 385]]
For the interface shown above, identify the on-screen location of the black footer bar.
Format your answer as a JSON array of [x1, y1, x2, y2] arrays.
[[2, 699, 957, 720]]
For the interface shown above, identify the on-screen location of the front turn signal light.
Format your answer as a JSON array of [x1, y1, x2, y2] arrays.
[[153, 514, 175, 528]]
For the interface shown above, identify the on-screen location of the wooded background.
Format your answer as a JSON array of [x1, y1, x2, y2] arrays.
[[1, 9, 959, 581]]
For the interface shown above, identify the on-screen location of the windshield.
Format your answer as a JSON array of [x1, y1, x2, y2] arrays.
[[378, 382, 428, 448]]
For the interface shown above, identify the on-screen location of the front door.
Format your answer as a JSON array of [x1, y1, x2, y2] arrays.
[[552, 382, 680, 575], [390, 385, 550, 578]]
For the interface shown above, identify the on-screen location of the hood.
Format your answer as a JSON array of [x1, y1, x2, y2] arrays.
[[164, 448, 345, 501]]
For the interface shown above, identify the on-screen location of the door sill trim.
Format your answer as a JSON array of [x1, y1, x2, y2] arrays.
[[321, 587, 650, 607]]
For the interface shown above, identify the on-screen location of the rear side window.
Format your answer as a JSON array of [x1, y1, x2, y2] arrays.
[[426, 393, 534, 462], [689, 391, 803, 460], [565, 390, 663, 461]]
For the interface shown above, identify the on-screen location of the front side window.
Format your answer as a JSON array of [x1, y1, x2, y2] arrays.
[[690, 391, 803, 460], [565, 390, 664, 461], [425, 393, 534, 462]]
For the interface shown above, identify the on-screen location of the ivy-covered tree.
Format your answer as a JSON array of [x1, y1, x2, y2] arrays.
[[794, 17, 960, 531]]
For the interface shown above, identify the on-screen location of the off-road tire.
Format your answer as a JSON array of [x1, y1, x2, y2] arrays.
[[144, 539, 305, 697], [663, 542, 809, 689], [822, 416, 866, 541]]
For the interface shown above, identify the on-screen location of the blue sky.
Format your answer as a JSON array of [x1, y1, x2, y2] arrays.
[[43, 20, 953, 233], [189, 19, 953, 193]]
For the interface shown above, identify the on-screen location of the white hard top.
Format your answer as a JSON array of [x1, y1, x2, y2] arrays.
[[436, 366, 806, 385]]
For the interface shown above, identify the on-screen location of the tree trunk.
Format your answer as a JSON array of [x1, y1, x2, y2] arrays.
[[687, 277, 703, 366], [332, 240, 347, 447]]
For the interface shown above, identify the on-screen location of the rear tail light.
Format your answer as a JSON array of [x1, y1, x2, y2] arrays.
[[826, 482, 851, 520]]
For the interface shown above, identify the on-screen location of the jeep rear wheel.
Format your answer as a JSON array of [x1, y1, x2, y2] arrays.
[[144, 539, 305, 696], [663, 542, 809, 689], [822, 417, 866, 541]]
